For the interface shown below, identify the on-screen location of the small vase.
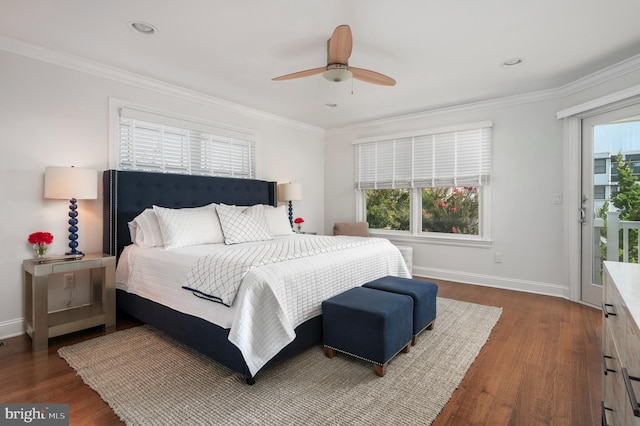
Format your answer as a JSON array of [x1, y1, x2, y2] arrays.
[[33, 244, 48, 259], [296, 225, 302, 232]]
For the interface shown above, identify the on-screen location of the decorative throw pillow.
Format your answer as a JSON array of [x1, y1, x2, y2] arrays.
[[153, 204, 224, 249], [216, 204, 274, 245], [264, 205, 294, 236], [128, 208, 165, 248]]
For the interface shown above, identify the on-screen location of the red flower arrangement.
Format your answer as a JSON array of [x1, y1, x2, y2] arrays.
[[28, 232, 54, 245], [294, 217, 304, 232], [29, 232, 54, 258]]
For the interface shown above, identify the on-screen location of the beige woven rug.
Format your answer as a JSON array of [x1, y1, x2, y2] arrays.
[[59, 297, 501, 426]]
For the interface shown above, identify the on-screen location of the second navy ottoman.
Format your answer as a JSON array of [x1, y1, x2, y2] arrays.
[[364, 276, 438, 345], [322, 286, 413, 377]]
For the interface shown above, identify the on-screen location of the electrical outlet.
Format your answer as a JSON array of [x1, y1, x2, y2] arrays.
[[64, 273, 75, 288], [494, 252, 503, 263]]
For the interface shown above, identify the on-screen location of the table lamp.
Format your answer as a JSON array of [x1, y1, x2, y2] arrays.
[[278, 183, 302, 228], [44, 166, 98, 256]]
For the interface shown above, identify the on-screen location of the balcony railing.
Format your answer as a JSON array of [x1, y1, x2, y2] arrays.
[[605, 211, 640, 262], [592, 212, 639, 285]]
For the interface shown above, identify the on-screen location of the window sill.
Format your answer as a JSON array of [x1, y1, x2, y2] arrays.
[[369, 230, 493, 249]]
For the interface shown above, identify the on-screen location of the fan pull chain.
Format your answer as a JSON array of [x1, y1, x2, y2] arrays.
[[351, 78, 354, 95]]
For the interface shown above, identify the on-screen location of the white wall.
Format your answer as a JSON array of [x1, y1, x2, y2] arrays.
[[324, 65, 640, 299], [324, 98, 568, 296], [0, 49, 325, 339]]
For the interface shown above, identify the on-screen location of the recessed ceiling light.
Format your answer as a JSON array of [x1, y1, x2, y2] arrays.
[[501, 58, 525, 68], [324, 103, 338, 108], [130, 21, 157, 35]]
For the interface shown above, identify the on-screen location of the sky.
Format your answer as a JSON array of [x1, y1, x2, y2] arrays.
[[594, 119, 640, 153]]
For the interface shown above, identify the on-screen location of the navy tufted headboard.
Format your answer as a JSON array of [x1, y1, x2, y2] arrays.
[[103, 170, 278, 259]]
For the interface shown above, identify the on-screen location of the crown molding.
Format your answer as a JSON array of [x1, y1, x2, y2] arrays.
[[327, 53, 640, 136], [326, 88, 560, 136], [0, 34, 324, 135], [555, 83, 640, 119], [557, 53, 640, 98]]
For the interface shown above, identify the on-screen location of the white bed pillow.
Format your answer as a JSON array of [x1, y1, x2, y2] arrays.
[[153, 204, 224, 249], [216, 203, 274, 245], [128, 208, 164, 248], [264, 205, 294, 236]]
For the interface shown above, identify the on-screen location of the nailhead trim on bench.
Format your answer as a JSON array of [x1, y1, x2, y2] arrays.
[[323, 343, 410, 367]]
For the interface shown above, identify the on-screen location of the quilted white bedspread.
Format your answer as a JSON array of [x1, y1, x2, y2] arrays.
[[182, 236, 389, 306], [228, 236, 410, 375], [117, 235, 410, 376]]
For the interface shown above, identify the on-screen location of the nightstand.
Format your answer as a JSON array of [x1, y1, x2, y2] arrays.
[[22, 253, 116, 351]]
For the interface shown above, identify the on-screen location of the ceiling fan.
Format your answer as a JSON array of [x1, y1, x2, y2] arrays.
[[272, 25, 396, 86]]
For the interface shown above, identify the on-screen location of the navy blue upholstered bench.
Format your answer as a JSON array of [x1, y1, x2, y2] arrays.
[[363, 276, 438, 346], [322, 286, 413, 377]]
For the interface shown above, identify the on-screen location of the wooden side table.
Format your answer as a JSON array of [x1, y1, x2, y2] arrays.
[[22, 253, 116, 351]]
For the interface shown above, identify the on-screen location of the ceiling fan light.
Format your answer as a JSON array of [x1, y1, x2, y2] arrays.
[[323, 68, 353, 82]]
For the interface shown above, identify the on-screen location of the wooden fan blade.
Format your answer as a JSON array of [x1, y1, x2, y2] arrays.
[[272, 67, 326, 81], [349, 66, 396, 86], [328, 25, 352, 64]]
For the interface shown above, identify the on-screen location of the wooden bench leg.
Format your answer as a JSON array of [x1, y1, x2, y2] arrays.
[[374, 363, 387, 377], [324, 346, 336, 359], [411, 321, 435, 346]]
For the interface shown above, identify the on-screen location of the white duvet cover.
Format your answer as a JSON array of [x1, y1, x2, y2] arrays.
[[116, 234, 410, 375]]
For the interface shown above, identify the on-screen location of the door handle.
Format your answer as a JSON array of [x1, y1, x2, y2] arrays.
[[580, 206, 586, 225]]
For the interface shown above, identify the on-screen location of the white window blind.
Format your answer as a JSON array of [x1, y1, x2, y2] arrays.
[[118, 108, 256, 178], [354, 123, 492, 189]]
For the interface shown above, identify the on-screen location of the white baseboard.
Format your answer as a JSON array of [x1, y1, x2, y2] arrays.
[[0, 267, 571, 340], [413, 265, 571, 300], [0, 318, 24, 340]]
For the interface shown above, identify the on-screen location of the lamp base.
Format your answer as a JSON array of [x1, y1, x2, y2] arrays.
[[66, 198, 84, 257], [288, 201, 294, 228]]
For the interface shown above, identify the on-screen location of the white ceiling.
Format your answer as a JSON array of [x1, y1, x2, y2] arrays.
[[2, 0, 640, 130]]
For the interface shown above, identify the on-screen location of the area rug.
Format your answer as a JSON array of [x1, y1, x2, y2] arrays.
[[59, 297, 501, 425]]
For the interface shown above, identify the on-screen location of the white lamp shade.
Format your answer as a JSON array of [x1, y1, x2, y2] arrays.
[[44, 166, 98, 200], [278, 183, 302, 201]]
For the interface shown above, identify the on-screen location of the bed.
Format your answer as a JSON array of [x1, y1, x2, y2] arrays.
[[103, 169, 409, 384]]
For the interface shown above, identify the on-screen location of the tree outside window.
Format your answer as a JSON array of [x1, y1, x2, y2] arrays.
[[365, 186, 479, 235], [366, 189, 410, 231], [422, 187, 479, 235]]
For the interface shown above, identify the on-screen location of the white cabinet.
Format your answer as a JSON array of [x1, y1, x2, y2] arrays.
[[602, 261, 640, 425]]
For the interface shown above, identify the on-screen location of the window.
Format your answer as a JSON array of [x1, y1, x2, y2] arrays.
[[422, 186, 479, 235], [628, 154, 640, 177], [354, 122, 492, 243], [116, 106, 256, 178], [594, 185, 606, 200], [611, 155, 619, 182], [594, 158, 606, 174], [366, 188, 410, 231]]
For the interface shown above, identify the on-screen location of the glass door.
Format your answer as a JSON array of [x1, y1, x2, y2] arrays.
[[581, 104, 640, 305]]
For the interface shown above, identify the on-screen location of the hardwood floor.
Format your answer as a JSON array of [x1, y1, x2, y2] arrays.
[[0, 280, 602, 425], [430, 279, 602, 426]]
